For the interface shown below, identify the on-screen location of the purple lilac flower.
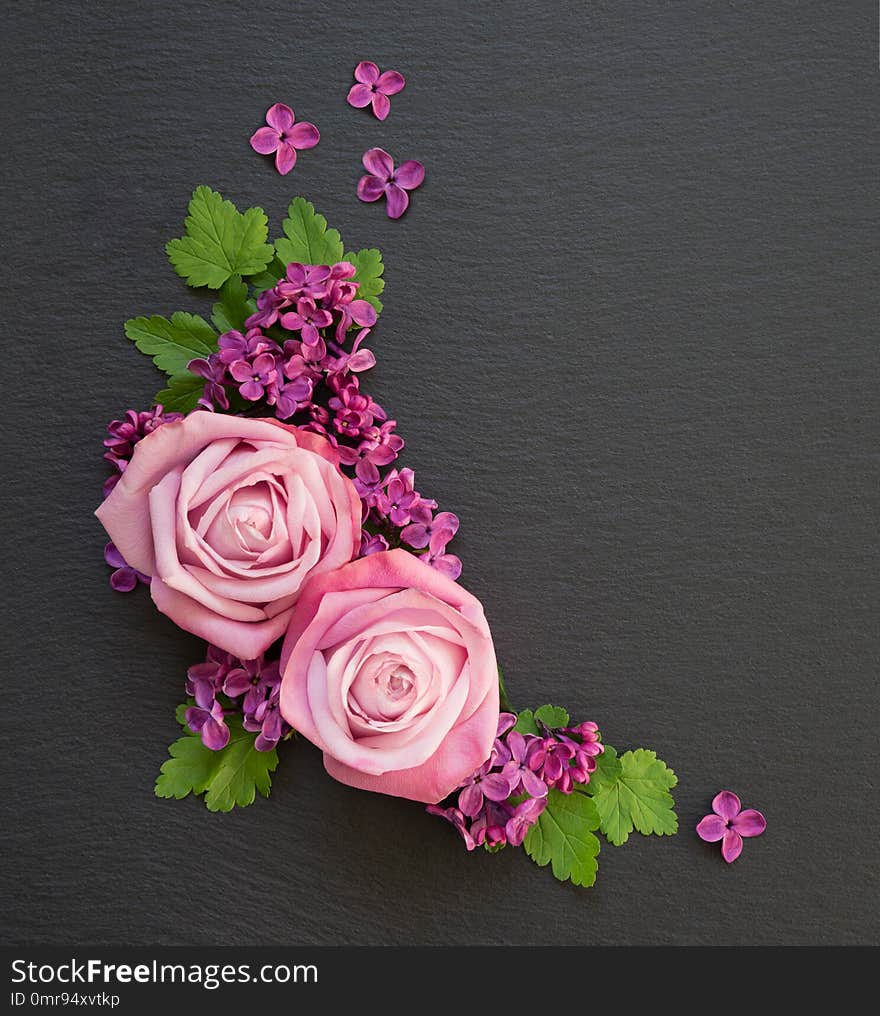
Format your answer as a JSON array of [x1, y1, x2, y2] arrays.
[[102, 405, 182, 496], [280, 298, 335, 345], [277, 263, 331, 301], [186, 645, 236, 703], [425, 805, 476, 851], [457, 758, 513, 818], [505, 797, 548, 847], [423, 530, 462, 580], [472, 801, 512, 849], [243, 688, 287, 751], [185, 679, 230, 751], [218, 327, 275, 365], [359, 532, 390, 557], [187, 353, 230, 411], [250, 103, 319, 175], [375, 467, 420, 525], [400, 507, 459, 549], [104, 541, 148, 592], [357, 148, 425, 219], [223, 656, 280, 715], [246, 287, 287, 329], [501, 731, 547, 798], [347, 61, 406, 121], [697, 791, 766, 863], [229, 353, 278, 401], [267, 374, 312, 420]]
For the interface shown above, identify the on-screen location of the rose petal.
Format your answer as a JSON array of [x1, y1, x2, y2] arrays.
[[250, 126, 280, 154], [362, 147, 394, 178], [354, 61, 379, 84], [696, 814, 728, 842], [394, 159, 425, 190], [275, 143, 297, 175], [384, 183, 410, 219], [732, 808, 766, 838], [287, 121, 319, 150], [357, 175, 386, 203], [712, 790, 742, 820], [371, 91, 391, 121], [347, 83, 374, 109], [721, 828, 743, 863], [265, 103, 294, 132], [376, 70, 405, 95]]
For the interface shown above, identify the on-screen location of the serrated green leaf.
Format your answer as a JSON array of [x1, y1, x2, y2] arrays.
[[534, 704, 570, 729], [175, 701, 193, 729], [211, 275, 255, 333], [513, 709, 539, 735], [589, 743, 623, 786], [588, 748, 678, 846], [155, 733, 221, 800], [155, 715, 279, 811], [344, 247, 384, 314], [524, 788, 601, 887], [154, 372, 204, 414], [166, 185, 274, 289], [274, 197, 344, 267], [125, 312, 217, 377]]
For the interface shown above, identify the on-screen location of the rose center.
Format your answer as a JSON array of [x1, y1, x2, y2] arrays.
[[382, 668, 414, 701]]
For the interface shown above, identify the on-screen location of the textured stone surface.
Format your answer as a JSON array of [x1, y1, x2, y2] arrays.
[[1, 0, 877, 945]]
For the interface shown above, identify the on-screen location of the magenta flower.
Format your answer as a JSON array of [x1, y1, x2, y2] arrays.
[[279, 298, 333, 345], [697, 790, 766, 863], [457, 758, 514, 818], [250, 103, 319, 175], [347, 61, 405, 121], [104, 541, 148, 592], [277, 263, 331, 302], [185, 689, 230, 751], [228, 353, 277, 401], [357, 148, 425, 219]]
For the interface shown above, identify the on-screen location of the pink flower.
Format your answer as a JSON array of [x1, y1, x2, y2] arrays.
[[347, 61, 406, 121], [357, 148, 425, 219], [95, 414, 361, 660], [279, 549, 500, 804], [250, 103, 319, 175], [697, 790, 766, 863]]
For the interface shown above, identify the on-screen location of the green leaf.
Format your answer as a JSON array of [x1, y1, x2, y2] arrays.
[[513, 709, 539, 735], [174, 701, 193, 729], [211, 275, 255, 333], [590, 743, 623, 785], [154, 372, 205, 414], [588, 748, 678, 846], [125, 312, 217, 377], [524, 788, 601, 887], [498, 667, 513, 713], [155, 715, 279, 812], [344, 247, 384, 314], [534, 704, 570, 729], [274, 197, 344, 267], [166, 185, 274, 289]]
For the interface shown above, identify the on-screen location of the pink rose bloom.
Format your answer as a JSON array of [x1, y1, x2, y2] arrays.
[[95, 414, 361, 660], [279, 549, 500, 804]]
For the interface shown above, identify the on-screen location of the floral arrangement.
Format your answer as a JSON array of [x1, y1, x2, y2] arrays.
[[96, 74, 764, 889]]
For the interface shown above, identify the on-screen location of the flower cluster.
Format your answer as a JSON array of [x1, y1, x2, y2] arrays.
[[102, 405, 182, 497], [184, 645, 291, 753], [185, 259, 460, 578], [428, 712, 604, 851]]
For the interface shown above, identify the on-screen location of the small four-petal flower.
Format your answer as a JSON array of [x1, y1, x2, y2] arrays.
[[357, 148, 425, 219], [347, 61, 406, 121], [697, 790, 766, 863], [250, 103, 319, 175]]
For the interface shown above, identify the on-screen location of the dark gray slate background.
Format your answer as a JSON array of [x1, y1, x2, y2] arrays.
[[1, 0, 877, 946]]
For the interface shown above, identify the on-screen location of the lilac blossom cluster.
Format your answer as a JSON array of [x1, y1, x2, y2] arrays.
[[427, 712, 604, 851], [102, 405, 183, 497], [189, 259, 461, 578], [184, 645, 291, 752]]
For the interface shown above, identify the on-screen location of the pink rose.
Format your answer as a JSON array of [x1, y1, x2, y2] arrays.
[[95, 413, 361, 660], [279, 549, 500, 803]]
